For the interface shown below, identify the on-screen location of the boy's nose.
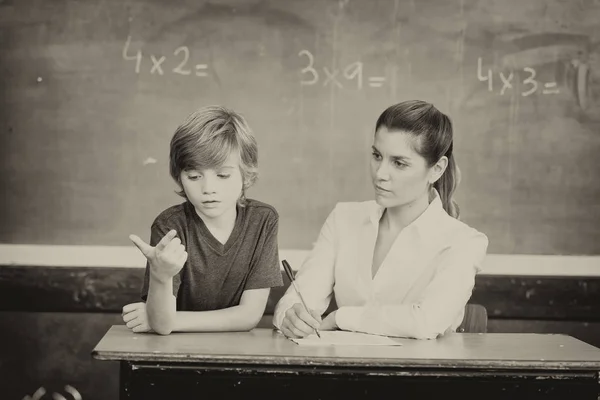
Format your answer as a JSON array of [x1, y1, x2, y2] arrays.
[[201, 177, 216, 194]]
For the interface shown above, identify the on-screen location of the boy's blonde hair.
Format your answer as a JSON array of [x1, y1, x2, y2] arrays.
[[169, 105, 258, 206]]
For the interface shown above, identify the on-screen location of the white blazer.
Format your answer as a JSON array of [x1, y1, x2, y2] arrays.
[[273, 191, 489, 339]]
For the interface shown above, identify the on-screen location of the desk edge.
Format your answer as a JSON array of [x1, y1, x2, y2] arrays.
[[90, 350, 600, 371]]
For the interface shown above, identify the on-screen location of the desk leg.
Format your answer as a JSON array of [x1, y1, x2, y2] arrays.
[[119, 361, 132, 400]]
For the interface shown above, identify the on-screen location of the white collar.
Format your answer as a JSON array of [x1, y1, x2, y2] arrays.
[[368, 189, 448, 237]]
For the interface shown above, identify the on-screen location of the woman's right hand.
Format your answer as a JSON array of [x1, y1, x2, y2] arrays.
[[280, 303, 322, 338]]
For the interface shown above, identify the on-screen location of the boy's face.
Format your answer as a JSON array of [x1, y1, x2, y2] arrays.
[[180, 151, 244, 221]]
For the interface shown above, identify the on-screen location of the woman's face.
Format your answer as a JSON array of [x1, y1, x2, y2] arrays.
[[370, 127, 437, 209]]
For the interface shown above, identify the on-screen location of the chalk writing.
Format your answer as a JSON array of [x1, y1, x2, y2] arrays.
[[477, 57, 558, 96], [368, 77, 386, 88], [122, 36, 209, 78], [343, 62, 363, 89], [298, 50, 318, 85], [542, 82, 559, 95], [143, 157, 157, 165], [323, 66, 342, 88], [172, 46, 190, 75], [571, 59, 590, 109], [122, 36, 142, 74], [299, 50, 385, 90], [522, 67, 539, 96]]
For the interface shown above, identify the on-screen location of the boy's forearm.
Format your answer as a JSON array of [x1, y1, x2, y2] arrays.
[[173, 305, 261, 332], [146, 271, 177, 335]]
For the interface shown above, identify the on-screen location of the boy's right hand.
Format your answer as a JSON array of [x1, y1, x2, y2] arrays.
[[280, 303, 322, 338], [129, 229, 188, 283]]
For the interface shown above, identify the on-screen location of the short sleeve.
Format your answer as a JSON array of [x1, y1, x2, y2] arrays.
[[140, 219, 182, 301], [244, 215, 284, 290]]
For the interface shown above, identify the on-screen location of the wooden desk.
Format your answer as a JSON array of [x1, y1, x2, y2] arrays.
[[92, 326, 600, 400]]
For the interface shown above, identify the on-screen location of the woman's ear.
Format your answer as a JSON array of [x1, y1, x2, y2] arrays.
[[429, 156, 448, 184]]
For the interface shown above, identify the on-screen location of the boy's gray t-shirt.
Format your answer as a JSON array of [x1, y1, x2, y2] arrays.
[[141, 198, 283, 311]]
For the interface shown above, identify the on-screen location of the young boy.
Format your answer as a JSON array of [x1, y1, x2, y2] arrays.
[[122, 106, 283, 335]]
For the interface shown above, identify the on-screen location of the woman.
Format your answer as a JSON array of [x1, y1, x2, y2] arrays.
[[273, 100, 488, 340]]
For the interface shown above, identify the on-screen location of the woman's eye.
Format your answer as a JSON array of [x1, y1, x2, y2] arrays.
[[217, 174, 231, 179]]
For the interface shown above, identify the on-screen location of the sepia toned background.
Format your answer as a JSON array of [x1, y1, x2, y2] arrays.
[[1, 0, 599, 399]]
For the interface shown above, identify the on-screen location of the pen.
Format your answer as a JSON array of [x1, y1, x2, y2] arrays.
[[281, 259, 321, 338]]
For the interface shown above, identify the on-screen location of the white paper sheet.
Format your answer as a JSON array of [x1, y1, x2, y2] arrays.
[[289, 331, 403, 346]]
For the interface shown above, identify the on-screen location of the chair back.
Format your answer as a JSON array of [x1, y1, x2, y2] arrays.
[[457, 303, 488, 333]]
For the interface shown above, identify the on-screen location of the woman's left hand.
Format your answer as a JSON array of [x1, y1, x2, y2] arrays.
[[319, 311, 338, 331]]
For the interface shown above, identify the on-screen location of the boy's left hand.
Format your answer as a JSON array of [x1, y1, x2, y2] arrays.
[[319, 310, 338, 331], [122, 302, 152, 333]]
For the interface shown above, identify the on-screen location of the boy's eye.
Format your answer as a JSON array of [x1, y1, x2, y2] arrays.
[[372, 152, 382, 160], [187, 174, 201, 180], [217, 174, 231, 179]]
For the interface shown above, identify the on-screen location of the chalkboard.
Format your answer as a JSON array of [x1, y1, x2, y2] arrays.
[[1, 0, 599, 255]]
